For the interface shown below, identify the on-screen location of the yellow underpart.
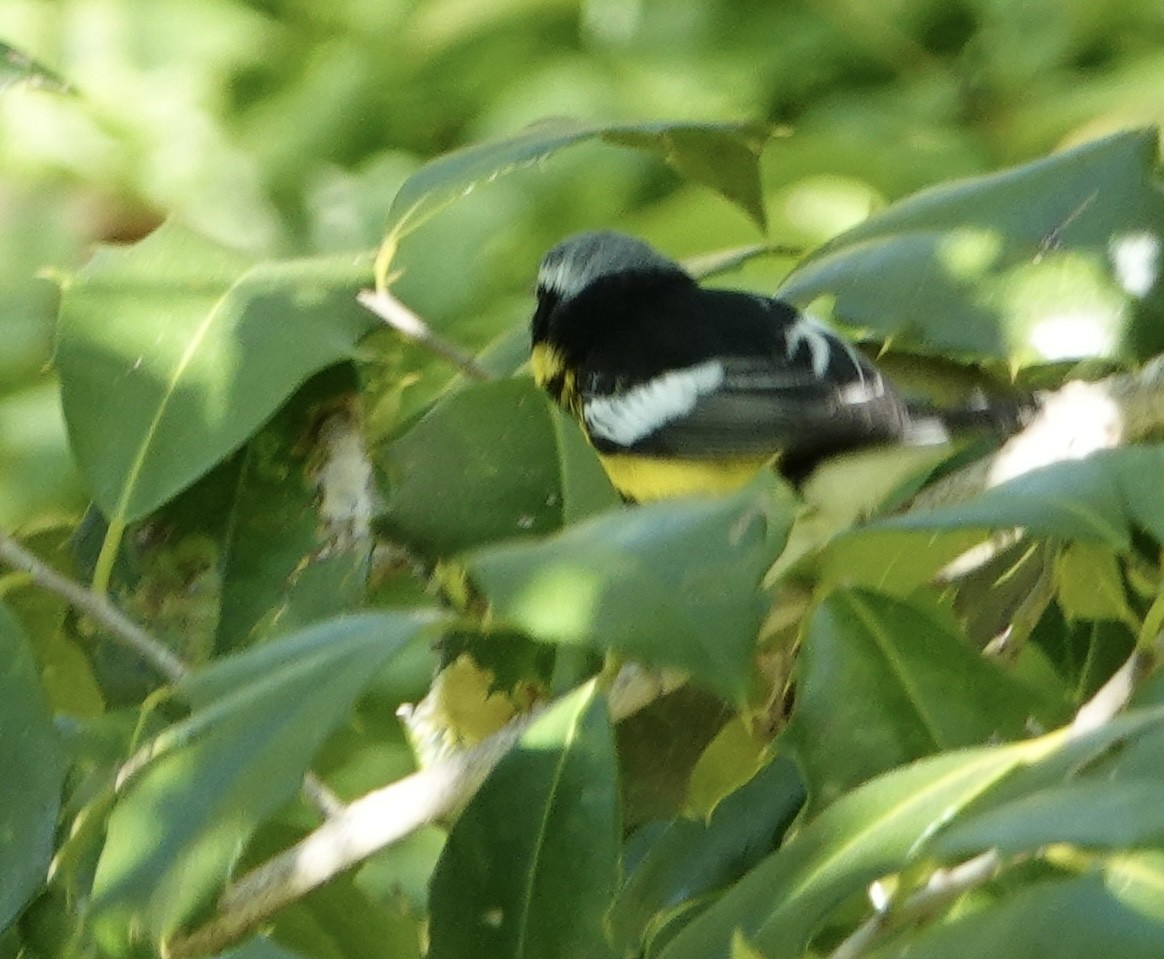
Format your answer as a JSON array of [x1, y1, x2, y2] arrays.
[[532, 342, 770, 500], [530, 343, 564, 388], [597, 452, 772, 502]]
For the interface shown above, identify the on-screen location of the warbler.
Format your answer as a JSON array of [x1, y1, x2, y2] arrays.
[[529, 230, 1012, 502]]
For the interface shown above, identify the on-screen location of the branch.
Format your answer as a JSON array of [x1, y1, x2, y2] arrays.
[[166, 664, 687, 958], [828, 850, 1002, 959], [0, 530, 188, 683], [357, 289, 494, 381], [0, 530, 344, 817], [1071, 631, 1164, 736], [911, 357, 1164, 512]]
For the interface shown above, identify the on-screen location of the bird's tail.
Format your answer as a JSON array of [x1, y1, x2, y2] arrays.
[[904, 391, 1038, 447]]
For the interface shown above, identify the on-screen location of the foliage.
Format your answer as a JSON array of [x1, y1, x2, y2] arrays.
[[3, 3, 1164, 959]]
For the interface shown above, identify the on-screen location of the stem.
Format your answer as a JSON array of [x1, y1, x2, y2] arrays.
[[0, 529, 187, 682]]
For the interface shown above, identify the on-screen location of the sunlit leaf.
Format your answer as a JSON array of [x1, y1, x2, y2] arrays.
[[428, 682, 619, 959], [465, 474, 796, 699], [870, 871, 1164, 959], [56, 222, 378, 584], [780, 129, 1164, 364], [660, 708, 1164, 959], [877, 447, 1164, 548]]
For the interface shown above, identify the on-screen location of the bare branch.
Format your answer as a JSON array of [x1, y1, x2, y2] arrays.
[[357, 289, 494, 381], [0, 530, 188, 683], [829, 850, 1002, 959]]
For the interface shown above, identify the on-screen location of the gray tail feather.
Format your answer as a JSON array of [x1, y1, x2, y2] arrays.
[[904, 392, 1038, 446]]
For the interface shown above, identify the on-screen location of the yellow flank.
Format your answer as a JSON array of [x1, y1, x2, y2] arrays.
[[532, 342, 770, 500], [530, 343, 564, 388], [597, 452, 771, 501]]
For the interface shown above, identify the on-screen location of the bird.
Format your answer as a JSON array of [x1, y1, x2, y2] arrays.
[[529, 230, 1020, 502]]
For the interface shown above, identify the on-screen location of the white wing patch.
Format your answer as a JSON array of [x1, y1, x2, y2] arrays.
[[584, 360, 725, 447], [785, 314, 872, 387]]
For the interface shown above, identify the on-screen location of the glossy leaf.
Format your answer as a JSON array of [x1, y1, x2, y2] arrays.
[[89, 610, 445, 950], [870, 870, 1164, 959], [0, 603, 66, 932], [658, 703, 1164, 958], [780, 129, 1164, 363], [876, 447, 1164, 548], [610, 757, 804, 955], [427, 682, 619, 959], [56, 222, 378, 572], [657, 742, 1036, 959], [385, 118, 769, 246], [465, 474, 796, 699], [379, 378, 619, 557], [785, 589, 1040, 811], [931, 780, 1164, 858]]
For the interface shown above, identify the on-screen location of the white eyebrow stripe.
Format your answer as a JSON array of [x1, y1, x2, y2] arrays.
[[584, 360, 725, 447]]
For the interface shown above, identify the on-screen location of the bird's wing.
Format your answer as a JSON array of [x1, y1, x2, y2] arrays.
[[580, 320, 912, 462]]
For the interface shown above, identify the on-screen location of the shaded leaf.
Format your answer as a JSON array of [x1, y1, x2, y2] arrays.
[[90, 610, 445, 950], [610, 757, 804, 956], [785, 589, 1040, 812], [0, 603, 66, 932], [428, 682, 619, 959], [465, 474, 796, 700], [217, 365, 373, 651], [780, 129, 1164, 363], [379, 378, 619, 557]]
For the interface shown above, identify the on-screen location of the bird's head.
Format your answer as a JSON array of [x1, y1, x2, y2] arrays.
[[531, 231, 684, 349]]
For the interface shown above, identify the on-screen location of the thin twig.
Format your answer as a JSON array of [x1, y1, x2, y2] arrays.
[[357, 289, 493, 381], [0, 530, 188, 682], [829, 850, 1002, 959]]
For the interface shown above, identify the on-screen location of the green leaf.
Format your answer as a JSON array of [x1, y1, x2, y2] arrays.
[[657, 707, 1164, 959], [464, 474, 796, 700], [1055, 540, 1135, 625], [869, 870, 1164, 959], [779, 129, 1164, 363], [657, 742, 1036, 959], [0, 41, 71, 94], [609, 757, 804, 956], [931, 780, 1164, 859], [217, 365, 373, 651], [0, 603, 66, 932], [876, 447, 1164, 549], [56, 222, 378, 583], [427, 682, 619, 959], [379, 378, 619, 557], [384, 118, 769, 245], [785, 589, 1040, 812], [89, 609, 444, 950]]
